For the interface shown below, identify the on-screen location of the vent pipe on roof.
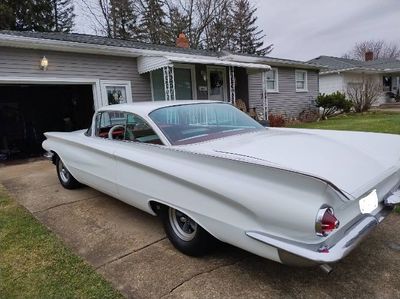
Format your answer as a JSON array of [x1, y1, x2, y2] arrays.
[[365, 51, 374, 61]]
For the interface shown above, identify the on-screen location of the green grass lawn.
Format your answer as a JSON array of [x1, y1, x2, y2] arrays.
[[0, 186, 122, 299], [290, 111, 400, 134], [290, 111, 400, 213]]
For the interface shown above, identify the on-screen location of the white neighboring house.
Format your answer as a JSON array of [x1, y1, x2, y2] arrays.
[[309, 55, 400, 105]]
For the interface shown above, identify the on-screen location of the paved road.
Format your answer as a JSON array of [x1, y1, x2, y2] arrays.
[[1, 160, 400, 299]]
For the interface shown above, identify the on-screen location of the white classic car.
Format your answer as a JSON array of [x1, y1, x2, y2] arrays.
[[42, 101, 400, 271]]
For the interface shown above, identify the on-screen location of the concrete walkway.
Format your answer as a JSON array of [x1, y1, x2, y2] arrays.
[[1, 160, 400, 299]]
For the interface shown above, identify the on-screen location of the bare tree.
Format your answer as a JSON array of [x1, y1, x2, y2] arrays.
[[79, 0, 272, 55], [98, 0, 112, 37], [164, 3, 190, 46], [343, 40, 400, 61], [80, 0, 112, 36], [346, 77, 382, 112], [165, 0, 230, 48], [80, 0, 140, 39], [110, 0, 139, 39], [203, 0, 232, 51]]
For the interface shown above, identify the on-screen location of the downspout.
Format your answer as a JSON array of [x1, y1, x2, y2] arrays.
[[262, 70, 268, 120]]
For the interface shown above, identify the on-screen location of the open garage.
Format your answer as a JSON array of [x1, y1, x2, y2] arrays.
[[0, 84, 94, 160]]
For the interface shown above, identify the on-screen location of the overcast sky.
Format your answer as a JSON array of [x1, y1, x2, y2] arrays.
[[74, 0, 399, 61], [253, 0, 399, 60]]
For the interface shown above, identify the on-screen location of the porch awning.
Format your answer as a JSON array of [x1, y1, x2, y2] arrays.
[[137, 55, 271, 74]]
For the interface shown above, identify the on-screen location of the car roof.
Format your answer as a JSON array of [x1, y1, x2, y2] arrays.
[[98, 100, 224, 115]]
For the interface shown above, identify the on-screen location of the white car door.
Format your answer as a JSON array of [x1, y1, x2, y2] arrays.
[[113, 112, 165, 212], [73, 110, 128, 197]]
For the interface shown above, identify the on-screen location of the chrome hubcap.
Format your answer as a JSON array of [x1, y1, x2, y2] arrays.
[[168, 208, 198, 241], [58, 160, 70, 183]]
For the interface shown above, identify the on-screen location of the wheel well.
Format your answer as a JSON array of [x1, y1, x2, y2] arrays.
[[51, 151, 59, 165], [148, 200, 219, 241], [149, 200, 166, 216]]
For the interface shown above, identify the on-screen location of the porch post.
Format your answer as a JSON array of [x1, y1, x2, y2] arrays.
[[163, 65, 176, 101], [229, 66, 236, 104], [262, 70, 268, 120], [397, 76, 400, 92]]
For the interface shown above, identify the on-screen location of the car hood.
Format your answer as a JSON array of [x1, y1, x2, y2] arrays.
[[183, 128, 400, 198]]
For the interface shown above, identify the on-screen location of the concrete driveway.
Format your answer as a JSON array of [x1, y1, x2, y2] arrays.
[[1, 160, 400, 299]]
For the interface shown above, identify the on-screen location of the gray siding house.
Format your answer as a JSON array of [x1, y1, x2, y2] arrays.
[[0, 30, 321, 158], [309, 55, 400, 105], [248, 66, 319, 117]]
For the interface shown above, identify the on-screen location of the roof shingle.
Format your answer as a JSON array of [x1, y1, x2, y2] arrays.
[[308, 55, 400, 72], [0, 30, 321, 69]]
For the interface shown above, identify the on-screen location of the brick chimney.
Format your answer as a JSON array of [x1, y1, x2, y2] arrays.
[[176, 33, 189, 48], [365, 51, 374, 61]]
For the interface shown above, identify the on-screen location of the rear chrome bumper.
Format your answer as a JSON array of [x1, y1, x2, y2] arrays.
[[384, 190, 400, 207], [246, 206, 397, 266], [43, 151, 54, 161]]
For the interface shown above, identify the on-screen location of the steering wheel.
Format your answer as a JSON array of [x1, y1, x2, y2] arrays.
[[108, 125, 125, 140]]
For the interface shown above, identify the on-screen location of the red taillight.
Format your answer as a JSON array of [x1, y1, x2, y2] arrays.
[[315, 207, 340, 237]]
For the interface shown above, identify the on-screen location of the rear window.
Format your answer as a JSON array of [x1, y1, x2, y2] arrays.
[[149, 103, 263, 145]]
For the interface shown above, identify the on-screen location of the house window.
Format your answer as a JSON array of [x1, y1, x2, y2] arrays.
[[151, 69, 166, 101], [106, 86, 127, 105], [151, 65, 196, 101], [100, 80, 133, 106], [266, 68, 278, 92], [175, 65, 196, 100], [295, 70, 308, 92]]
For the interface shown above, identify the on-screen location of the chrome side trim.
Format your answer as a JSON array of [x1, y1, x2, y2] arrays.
[[246, 216, 378, 264]]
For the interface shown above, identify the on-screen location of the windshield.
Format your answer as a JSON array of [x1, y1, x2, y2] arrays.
[[149, 103, 264, 145]]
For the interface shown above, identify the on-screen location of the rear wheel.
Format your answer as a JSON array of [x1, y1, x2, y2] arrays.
[[160, 206, 217, 256], [56, 157, 81, 189]]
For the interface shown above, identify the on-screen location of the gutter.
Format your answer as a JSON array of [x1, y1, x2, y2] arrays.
[[320, 68, 358, 75], [321, 67, 400, 75], [222, 54, 323, 70]]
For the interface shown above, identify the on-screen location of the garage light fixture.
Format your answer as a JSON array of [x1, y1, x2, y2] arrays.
[[40, 56, 48, 71]]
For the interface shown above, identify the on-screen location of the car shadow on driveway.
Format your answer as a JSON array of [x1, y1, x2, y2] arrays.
[[1, 160, 399, 299]]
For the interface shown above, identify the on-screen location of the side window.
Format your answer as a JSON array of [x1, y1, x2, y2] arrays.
[[94, 112, 102, 136], [95, 111, 163, 145], [85, 116, 94, 136], [124, 113, 163, 145], [95, 111, 127, 139]]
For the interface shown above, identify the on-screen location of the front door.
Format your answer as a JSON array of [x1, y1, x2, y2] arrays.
[[207, 67, 227, 101]]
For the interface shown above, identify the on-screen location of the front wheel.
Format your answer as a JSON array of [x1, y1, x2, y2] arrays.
[[56, 157, 81, 189], [160, 206, 218, 256]]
